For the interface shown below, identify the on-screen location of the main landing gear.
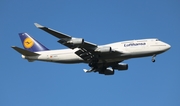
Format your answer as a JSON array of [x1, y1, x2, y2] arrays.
[[152, 54, 156, 63], [89, 58, 99, 68]]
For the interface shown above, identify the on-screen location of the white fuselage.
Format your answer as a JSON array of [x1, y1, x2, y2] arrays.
[[23, 38, 171, 63]]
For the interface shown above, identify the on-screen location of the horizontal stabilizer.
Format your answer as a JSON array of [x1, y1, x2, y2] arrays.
[[11, 46, 40, 56]]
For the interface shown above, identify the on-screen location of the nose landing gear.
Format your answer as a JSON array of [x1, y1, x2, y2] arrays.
[[152, 54, 156, 62]]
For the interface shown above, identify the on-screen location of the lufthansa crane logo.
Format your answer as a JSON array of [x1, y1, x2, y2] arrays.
[[23, 38, 34, 48]]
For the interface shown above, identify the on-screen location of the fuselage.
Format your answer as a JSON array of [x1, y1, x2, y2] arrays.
[[23, 38, 171, 63]]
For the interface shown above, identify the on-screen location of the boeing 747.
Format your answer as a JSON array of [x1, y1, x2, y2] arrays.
[[12, 23, 171, 75]]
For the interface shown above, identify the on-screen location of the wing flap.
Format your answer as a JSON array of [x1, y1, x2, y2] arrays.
[[75, 48, 95, 62]]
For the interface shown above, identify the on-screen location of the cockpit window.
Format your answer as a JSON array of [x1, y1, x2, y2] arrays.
[[156, 39, 159, 41]]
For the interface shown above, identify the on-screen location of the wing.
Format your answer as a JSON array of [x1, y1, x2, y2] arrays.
[[34, 23, 100, 62], [34, 23, 97, 50]]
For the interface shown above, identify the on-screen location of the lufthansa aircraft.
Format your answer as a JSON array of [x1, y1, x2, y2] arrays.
[[12, 23, 171, 75]]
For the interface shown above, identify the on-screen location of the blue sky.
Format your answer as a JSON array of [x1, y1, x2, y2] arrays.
[[1, 0, 180, 106]]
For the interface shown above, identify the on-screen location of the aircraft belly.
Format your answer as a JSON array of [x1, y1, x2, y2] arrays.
[[99, 53, 126, 63], [98, 49, 166, 63], [37, 53, 84, 64], [56, 54, 84, 63]]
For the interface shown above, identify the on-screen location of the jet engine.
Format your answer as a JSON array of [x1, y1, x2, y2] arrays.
[[95, 46, 112, 53], [67, 38, 84, 45], [58, 38, 84, 48], [104, 68, 114, 75], [113, 63, 128, 70]]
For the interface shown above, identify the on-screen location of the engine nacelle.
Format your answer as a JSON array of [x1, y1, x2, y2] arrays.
[[104, 68, 114, 75], [113, 63, 128, 70], [95, 46, 112, 53], [58, 38, 84, 48], [67, 38, 84, 45]]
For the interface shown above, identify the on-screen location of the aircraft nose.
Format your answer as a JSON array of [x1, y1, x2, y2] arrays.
[[167, 44, 171, 49], [165, 43, 171, 50]]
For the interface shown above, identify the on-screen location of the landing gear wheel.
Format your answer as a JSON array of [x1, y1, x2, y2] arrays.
[[89, 62, 97, 67], [152, 54, 156, 63], [152, 59, 155, 62]]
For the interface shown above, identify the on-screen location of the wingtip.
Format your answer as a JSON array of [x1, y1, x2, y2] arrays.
[[11, 46, 19, 50], [11, 46, 16, 48], [34, 23, 44, 28]]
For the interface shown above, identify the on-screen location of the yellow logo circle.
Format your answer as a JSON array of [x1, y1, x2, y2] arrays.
[[23, 38, 34, 48]]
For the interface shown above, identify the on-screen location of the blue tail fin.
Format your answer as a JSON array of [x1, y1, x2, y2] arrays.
[[19, 33, 49, 52]]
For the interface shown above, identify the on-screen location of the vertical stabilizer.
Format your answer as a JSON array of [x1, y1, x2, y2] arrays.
[[19, 33, 49, 52]]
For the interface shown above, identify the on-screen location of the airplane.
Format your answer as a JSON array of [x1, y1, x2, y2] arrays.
[[12, 23, 171, 75]]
